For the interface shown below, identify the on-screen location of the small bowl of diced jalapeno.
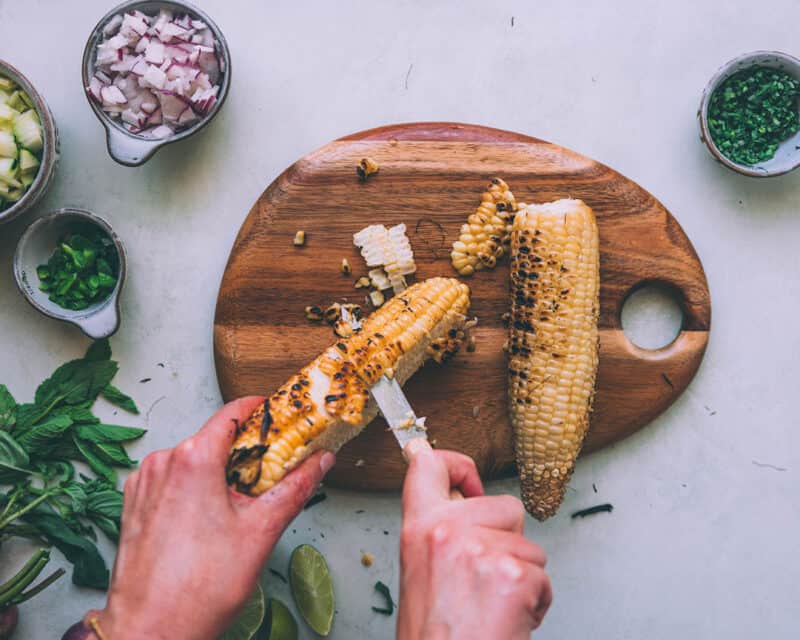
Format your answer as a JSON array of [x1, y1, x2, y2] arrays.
[[13, 208, 126, 339], [0, 59, 59, 224], [699, 50, 800, 177]]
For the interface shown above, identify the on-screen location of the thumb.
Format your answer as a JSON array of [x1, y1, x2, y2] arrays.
[[243, 450, 335, 536], [403, 440, 484, 517]]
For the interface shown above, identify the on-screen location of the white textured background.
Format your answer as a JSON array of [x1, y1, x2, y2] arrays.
[[1, 1, 799, 638]]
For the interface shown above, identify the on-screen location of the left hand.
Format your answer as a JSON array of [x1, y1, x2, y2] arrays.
[[85, 396, 335, 640]]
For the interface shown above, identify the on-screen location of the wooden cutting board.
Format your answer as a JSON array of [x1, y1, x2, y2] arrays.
[[214, 123, 710, 491]]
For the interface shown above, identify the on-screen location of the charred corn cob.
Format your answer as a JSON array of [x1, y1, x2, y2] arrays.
[[508, 199, 599, 520], [450, 178, 518, 276], [227, 277, 470, 495]]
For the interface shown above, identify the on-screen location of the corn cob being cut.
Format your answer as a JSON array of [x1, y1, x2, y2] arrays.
[[508, 199, 599, 520], [450, 178, 518, 276], [227, 277, 471, 495]]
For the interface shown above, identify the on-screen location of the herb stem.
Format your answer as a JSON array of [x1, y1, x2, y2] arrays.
[[11, 567, 65, 604], [0, 549, 49, 605], [0, 491, 20, 521], [0, 489, 60, 531]]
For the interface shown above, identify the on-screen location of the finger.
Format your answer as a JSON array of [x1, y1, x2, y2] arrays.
[[243, 450, 335, 537], [475, 528, 547, 566], [403, 442, 483, 516], [530, 570, 553, 629], [447, 494, 525, 532], [121, 470, 140, 516], [192, 395, 266, 464], [118, 470, 141, 541], [131, 448, 172, 508]]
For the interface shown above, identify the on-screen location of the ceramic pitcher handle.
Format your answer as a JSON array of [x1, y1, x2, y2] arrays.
[[74, 299, 121, 339], [106, 126, 162, 167]]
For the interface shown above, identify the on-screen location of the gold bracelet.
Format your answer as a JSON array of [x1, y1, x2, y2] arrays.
[[88, 616, 110, 640]]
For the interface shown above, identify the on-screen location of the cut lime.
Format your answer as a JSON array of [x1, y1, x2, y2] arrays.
[[289, 544, 335, 636], [219, 582, 266, 640], [261, 598, 298, 640]]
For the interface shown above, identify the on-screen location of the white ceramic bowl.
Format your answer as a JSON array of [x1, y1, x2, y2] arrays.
[[0, 60, 59, 224], [13, 209, 126, 339], [698, 50, 800, 177]]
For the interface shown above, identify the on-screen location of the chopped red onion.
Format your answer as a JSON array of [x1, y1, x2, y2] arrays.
[[88, 7, 222, 138]]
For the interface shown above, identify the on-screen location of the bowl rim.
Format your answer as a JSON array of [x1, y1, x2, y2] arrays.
[[81, 0, 232, 165], [698, 49, 800, 178], [13, 207, 127, 338], [0, 59, 59, 224]]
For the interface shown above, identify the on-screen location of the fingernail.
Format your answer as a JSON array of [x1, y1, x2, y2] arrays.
[[403, 437, 430, 459], [320, 451, 336, 474]]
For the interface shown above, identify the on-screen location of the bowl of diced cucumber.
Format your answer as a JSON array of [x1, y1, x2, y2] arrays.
[[0, 60, 59, 224]]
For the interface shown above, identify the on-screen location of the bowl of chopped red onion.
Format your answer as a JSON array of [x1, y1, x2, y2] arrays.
[[82, 0, 231, 166]]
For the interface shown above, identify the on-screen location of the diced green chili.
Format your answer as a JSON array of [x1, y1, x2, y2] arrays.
[[708, 66, 800, 166], [36, 224, 119, 311]]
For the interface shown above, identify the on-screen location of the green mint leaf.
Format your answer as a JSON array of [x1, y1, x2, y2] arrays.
[[13, 403, 40, 432], [51, 405, 99, 425], [33, 460, 75, 484], [60, 481, 89, 515], [74, 423, 146, 444], [92, 514, 120, 543], [22, 511, 109, 589], [0, 430, 31, 480], [101, 385, 139, 414], [73, 437, 116, 486], [371, 581, 395, 616], [85, 488, 123, 520], [93, 443, 136, 468], [16, 415, 73, 457], [84, 339, 111, 362], [0, 385, 17, 430], [34, 360, 119, 416]]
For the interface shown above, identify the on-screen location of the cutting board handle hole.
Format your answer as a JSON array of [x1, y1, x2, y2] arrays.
[[620, 281, 685, 350]]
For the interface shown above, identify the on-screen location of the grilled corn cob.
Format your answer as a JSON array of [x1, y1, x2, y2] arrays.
[[508, 199, 599, 520], [227, 277, 470, 495], [451, 178, 518, 276]]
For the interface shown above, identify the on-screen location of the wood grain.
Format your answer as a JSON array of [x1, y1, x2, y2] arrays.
[[214, 122, 711, 491]]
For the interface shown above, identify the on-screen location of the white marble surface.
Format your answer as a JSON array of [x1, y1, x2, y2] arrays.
[[1, 1, 799, 638]]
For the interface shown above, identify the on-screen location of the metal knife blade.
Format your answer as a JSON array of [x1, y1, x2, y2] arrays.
[[370, 375, 427, 451]]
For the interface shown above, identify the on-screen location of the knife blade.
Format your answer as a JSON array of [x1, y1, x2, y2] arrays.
[[371, 375, 463, 498], [370, 375, 427, 451]]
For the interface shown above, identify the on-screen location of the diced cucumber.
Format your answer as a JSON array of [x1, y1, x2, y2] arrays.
[[0, 104, 18, 123], [0, 130, 17, 158], [7, 91, 24, 111], [4, 187, 23, 202], [13, 110, 42, 153], [0, 157, 21, 188], [0, 78, 12, 91], [0, 181, 9, 197], [0, 90, 9, 105], [20, 170, 36, 188], [19, 148, 39, 171], [19, 91, 34, 110]]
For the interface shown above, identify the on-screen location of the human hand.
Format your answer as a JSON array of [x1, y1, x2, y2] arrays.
[[87, 396, 335, 640], [397, 440, 551, 640]]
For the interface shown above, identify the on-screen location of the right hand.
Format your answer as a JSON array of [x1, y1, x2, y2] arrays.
[[397, 439, 551, 640]]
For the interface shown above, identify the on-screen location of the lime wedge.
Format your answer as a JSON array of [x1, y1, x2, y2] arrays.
[[262, 598, 298, 640], [289, 544, 335, 636], [219, 582, 266, 640]]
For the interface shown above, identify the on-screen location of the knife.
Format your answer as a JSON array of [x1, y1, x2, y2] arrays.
[[370, 375, 463, 498], [370, 375, 428, 452]]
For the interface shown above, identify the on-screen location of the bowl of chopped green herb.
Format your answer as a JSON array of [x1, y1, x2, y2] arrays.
[[13, 208, 126, 338], [699, 51, 800, 177]]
